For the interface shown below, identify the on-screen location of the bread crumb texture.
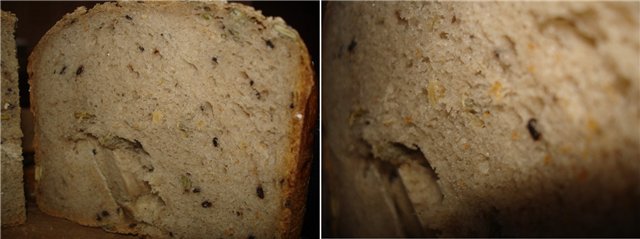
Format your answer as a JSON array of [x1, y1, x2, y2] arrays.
[[324, 2, 640, 237], [29, 2, 312, 238], [1, 10, 27, 227]]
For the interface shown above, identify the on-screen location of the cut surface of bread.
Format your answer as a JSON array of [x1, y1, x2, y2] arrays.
[[1, 10, 26, 227], [29, 2, 314, 238], [323, 2, 640, 237]]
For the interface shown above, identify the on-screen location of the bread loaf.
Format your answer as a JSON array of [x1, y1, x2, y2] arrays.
[[29, 2, 315, 238], [1, 10, 26, 227], [323, 2, 640, 237]]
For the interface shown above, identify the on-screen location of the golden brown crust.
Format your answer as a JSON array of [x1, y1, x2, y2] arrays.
[[278, 31, 316, 238]]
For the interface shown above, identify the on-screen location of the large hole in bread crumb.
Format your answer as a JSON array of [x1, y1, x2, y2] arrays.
[[77, 133, 158, 221], [389, 143, 431, 167], [366, 141, 444, 235], [388, 142, 444, 206]]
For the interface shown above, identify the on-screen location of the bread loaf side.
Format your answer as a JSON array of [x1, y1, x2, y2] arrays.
[[1, 10, 26, 227]]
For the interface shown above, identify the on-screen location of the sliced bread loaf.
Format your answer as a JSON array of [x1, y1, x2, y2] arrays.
[[324, 2, 640, 237], [1, 10, 26, 227], [28, 2, 315, 238]]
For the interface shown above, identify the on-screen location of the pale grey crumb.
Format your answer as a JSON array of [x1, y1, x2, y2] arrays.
[[324, 1, 640, 237], [30, 2, 311, 238]]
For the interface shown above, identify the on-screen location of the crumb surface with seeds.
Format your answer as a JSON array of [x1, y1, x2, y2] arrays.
[[324, 2, 640, 237], [29, 2, 315, 238]]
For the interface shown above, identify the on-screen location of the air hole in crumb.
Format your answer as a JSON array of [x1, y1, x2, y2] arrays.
[[67, 18, 77, 26], [250, 80, 254, 86], [212, 137, 219, 147], [201, 200, 212, 208], [289, 103, 294, 109], [256, 185, 265, 199], [439, 32, 449, 39], [394, 10, 409, 26], [451, 15, 457, 23], [265, 39, 274, 49], [388, 142, 444, 203], [143, 165, 154, 172], [192, 187, 201, 193], [59, 65, 67, 75], [248, 235, 255, 239], [138, 46, 145, 52], [101, 210, 109, 217], [92, 149, 97, 155], [125, 15, 133, 20], [76, 65, 84, 76], [153, 49, 160, 55], [212, 57, 218, 64]]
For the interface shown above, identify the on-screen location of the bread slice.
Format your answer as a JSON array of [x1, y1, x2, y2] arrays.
[[323, 2, 640, 237], [28, 2, 315, 238], [1, 10, 26, 227]]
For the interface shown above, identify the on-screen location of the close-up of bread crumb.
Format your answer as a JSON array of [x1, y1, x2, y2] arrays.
[[323, 1, 639, 237]]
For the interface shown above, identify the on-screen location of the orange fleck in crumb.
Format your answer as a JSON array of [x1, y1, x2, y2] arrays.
[[559, 144, 572, 154], [463, 143, 470, 150], [224, 228, 235, 236], [543, 154, 552, 165], [404, 116, 413, 124], [511, 131, 520, 140], [587, 118, 602, 135], [490, 81, 502, 99]]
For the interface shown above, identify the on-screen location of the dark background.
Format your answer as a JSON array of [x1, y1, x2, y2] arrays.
[[0, 1, 319, 238]]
